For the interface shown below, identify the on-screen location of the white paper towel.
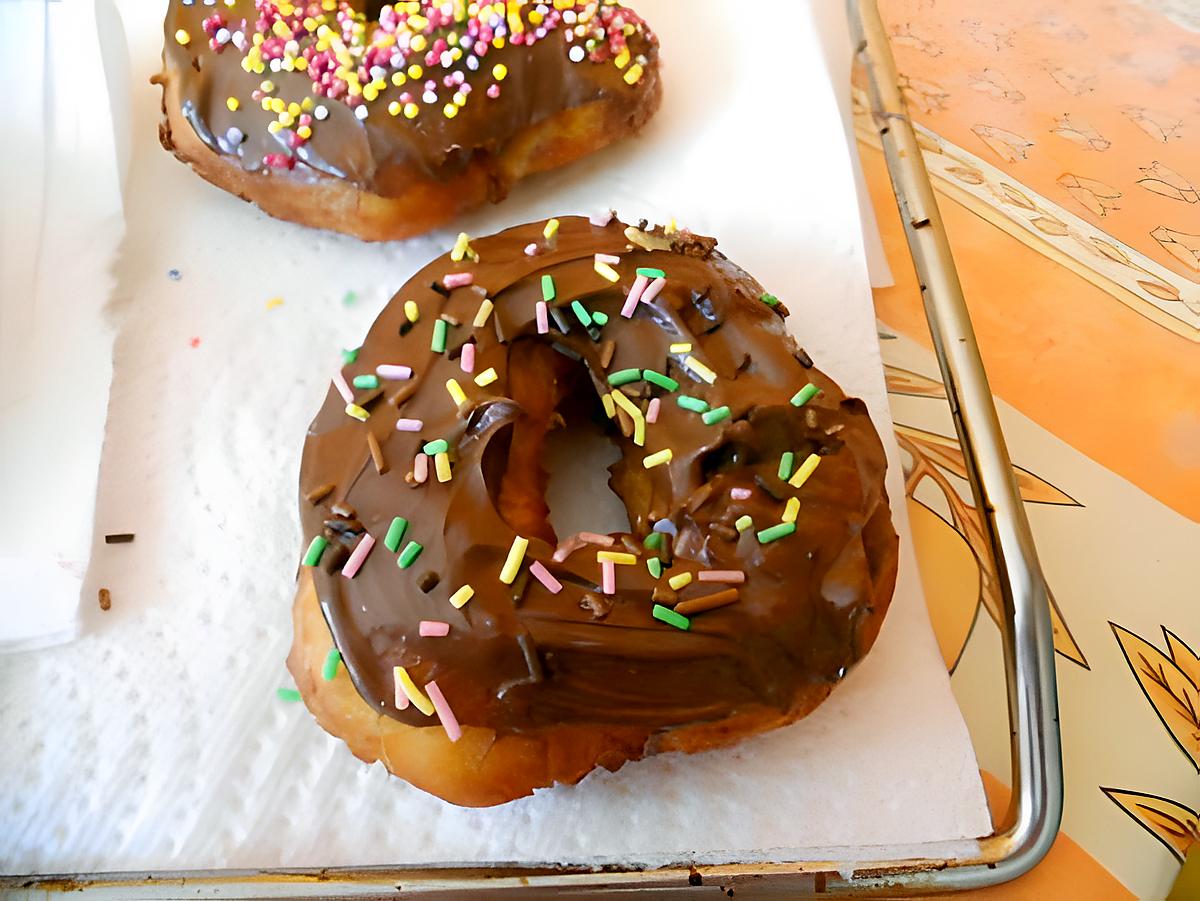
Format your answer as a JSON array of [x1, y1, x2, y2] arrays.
[[0, 0, 990, 874]]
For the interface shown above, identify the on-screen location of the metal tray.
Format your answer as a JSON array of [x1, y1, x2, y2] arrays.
[[5, 1, 1061, 895]]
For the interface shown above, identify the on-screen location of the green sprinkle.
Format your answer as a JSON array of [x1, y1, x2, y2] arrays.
[[342, 291, 358, 307], [431, 318, 448, 353], [384, 517, 409, 552], [276, 687, 302, 702], [423, 438, 449, 455], [322, 647, 341, 681], [702, 405, 731, 425], [643, 531, 664, 550], [302, 536, 328, 567], [643, 370, 679, 391], [352, 374, 379, 390], [647, 557, 663, 579], [735, 514, 754, 533], [570, 300, 592, 327], [607, 368, 641, 386], [397, 540, 424, 569], [341, 347, 359, 364], [778, 451, 795, 481], [790, 383, 820, 407], [592, 311, 609, 326], [760, 292, 779, 306], [636, 267, 666, 279], [756, 522, 797, 544], [677, 395, 709, 413], [652, 603, 690, 631], [541, 274, 556, 301]]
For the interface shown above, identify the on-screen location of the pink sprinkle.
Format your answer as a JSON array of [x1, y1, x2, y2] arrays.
[[419, 620, 450, 637], [424, 680, 462, 742], [395, 418, 424, 432], [595, 252, 620, 265], [394, 674, 410, 710], [332, 370, 354, 403], [524, 243, 539, 256], [443, 272, 474, 289], [460, 342, 475, 373], [579, 531, 615, 547], [589, 209, 614, 227], [641, 276, 666, 304], [486, 83, 501, 99], [730, 487, 752, 500], [646, 397, 661, 423], [376, 364, 412, 380], [529, 560, 562, 594], [341, 533, 376, 579], [413, 453, 429, 483], [601, 560, 616, 595], [698, 569, 746, 584], [536, 300, 549, 334], [621, 274, 649, 318]]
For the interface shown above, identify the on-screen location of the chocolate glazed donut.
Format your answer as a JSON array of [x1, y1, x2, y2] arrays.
[[291, 215, 899, 806], [156, 2, 661, 240]]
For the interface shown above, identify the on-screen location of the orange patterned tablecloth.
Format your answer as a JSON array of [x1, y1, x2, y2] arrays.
[[863, 1, 1199, 897]]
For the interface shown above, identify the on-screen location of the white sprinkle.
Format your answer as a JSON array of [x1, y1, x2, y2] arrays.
[[354, 105, 369, 120], [568, 45, 585, 63], [314, 105, 329, 121]]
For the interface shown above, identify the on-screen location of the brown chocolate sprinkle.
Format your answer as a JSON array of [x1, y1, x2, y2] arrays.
[[304, 482, 335, 504], [389, 382, 419, 407], [98, 588, 112, 611], [104, 533, 135, 544], [366, 431, 388, 475], [417, 572, 440, 593], [518, 633, 544, 683], [651, 585, 677, 605], [674, 588, 739, 617], [509, 567, 531, 607], [599, 339, 616, 369]]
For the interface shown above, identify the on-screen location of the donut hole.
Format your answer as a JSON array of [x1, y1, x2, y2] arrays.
[[543, 391, 631, 540]]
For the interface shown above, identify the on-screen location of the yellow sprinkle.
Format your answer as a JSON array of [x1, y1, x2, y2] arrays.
[[388, 100, 402, 116], [668, 572, 693, 590], [446, 378, 468, 408], [297, 125, 312, 139], [345, 403, 369, 421], [410, 33, 427, 52], [448, 584, 475, 609], [643, 448, 673, 468], [278, 112, 295, 128], [601, 393, 616, 419], [474, 368, 498, 387], [499, 536, 528, 585], [594, 260, 620, 283], [623, 63, 644, 85], [404, 300, 420, 323], [492, 63, 508, 81], [451, 232, 472, 262], [788, 453, 822, 489], [267, 120, 283, 134], [362, 83, 379, 102], [543, 218, 560, 240], [395, 666, 434, 716], [613, 47, 630, 69], [453, 91, 467, 107], [407, 63, 423, 79], [597, 551, 637, 565], [261, 98, 273, 111], [609, 390, 646, 446], [683, 355, 717, 384], [403, 102, 420, 119], [391, 71, 408, 87], [473, 298, 494, 328], [265, 296, 284, 310], [174, 29, 191, 46], [260, 79, 276, 93], [226, 96, 240, 111], [443, 103, 459, 119], [272, 19, 291, 39], [434, 451, 452, 482], [782, 496, 801, 523], [270, 97, 286, 113], [669, 342, 692, 354]]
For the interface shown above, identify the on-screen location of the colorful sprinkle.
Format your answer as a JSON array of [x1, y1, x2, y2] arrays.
[[474, 367, 498, 387], [609, 390, 646, 446], [597, 551, 637, 565], [644, 532, 664, 550], [541, 274, 556, 301], [698, 570, 746, 583], [594, 260, 621, 282], [783, 496, 801, 523], [322, 647, 341, 681], [601, 560, 616, 595], [341, 533, 376, 579], [647, 557, 663, 579], [730, 487, 752, 501], [345, 403, 370, 421], [524, 243, 539, 256], [413, 453, 429, 483], [702, 405, 731, 425], [590, 209, 615, 227], [404, 300, 420, 323], [395, 666, 434, 716], [445, 378, 467, 408], [760, 292, 780, 306], [384, 517, 409, 553], [302, 536, 328, 567], [473, 298, 494, 328], [395, 418, 424, 432], [397, 541, 424, 569], [643, 370, 678, 391], [592, 311, 609, 326], [641, 277, 666, 304], [646, 397, 661, 423], [447, 584, 475, 609], [393, 668, 410, 710], [443, 272, 474, 289], [543, 218, 560, 240], [423, 438, 449, 455], [677, 395, 709, 413], [669, 342, 692, 354], [419, 620, 450, 637], [621, 274, 649, 317], [607, 368, 641, 387], [332, 370, 354, 403], [643, 448, 673, 468], [595, 252, 621, 265], [667, 571, 693, 590], [791, 383, 820, 407], [352, 374, 379, 390], [683, 355, 717, 384], [377, 364, 413, 380], [536, 301, 549, 334], [778, 451, 795, 481], [226, 96, 241, 111], [431, 319, 448, 353], [424, 680, 462, 742], [623, 63, 645, 85], [499, 536, 529, 585], [434, 451, 452, 482], [529, 560, 563, 594], [788, 453, 822, 489], [735, 515, 754, 533], [757, 522, 797, 544], [601, 393, 616, 419], [460, 342, 476, 374], [652, 603, 690, 631], [174, 28, 191, 45], [636, 267, 665, 279], [570, 300, 592, 327], [341, 347, 359, 364], [276, 688, 302, 702]]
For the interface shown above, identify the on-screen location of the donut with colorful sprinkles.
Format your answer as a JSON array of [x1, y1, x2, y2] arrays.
[[155, 2, 661, 240], [290, 215, 899, 806]]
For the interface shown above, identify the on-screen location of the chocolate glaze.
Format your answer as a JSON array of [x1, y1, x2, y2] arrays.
[[162, 1, 659, 193], [298, 216, 898, 733]]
